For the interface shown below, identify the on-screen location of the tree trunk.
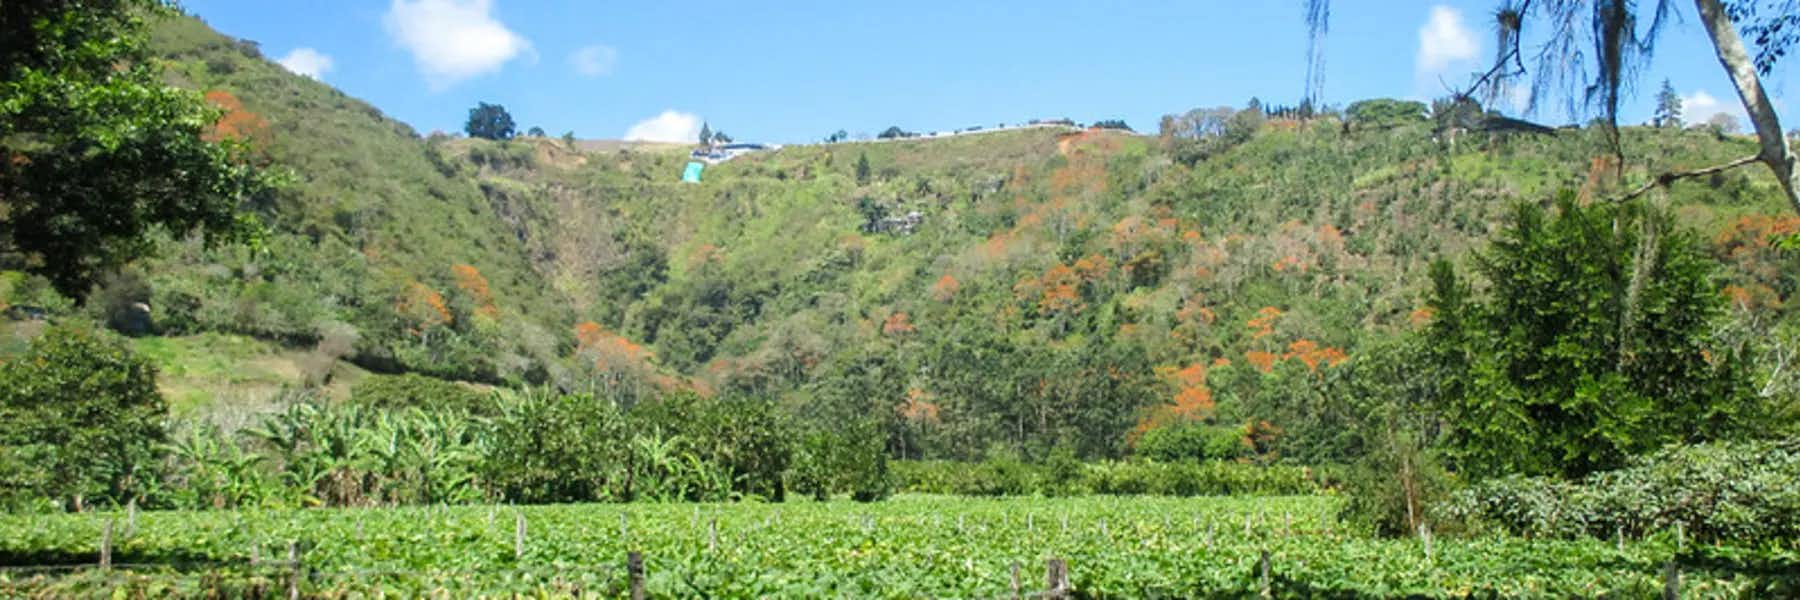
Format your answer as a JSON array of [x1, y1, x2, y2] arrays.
[[1695, 0, 1800, 215]]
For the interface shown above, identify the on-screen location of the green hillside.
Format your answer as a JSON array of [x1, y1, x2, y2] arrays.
[[6, 14, 1793, 460]]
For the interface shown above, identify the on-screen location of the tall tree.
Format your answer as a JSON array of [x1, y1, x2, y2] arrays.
[[1303, 0, 1800, 214], [855, 151, 872, 184], [1654, 79, 1684, 127], [0, 0, 274, 298], [464, 102, 515, 140], [698, 122, 713, 146], [1426, 195, 1753, 479]]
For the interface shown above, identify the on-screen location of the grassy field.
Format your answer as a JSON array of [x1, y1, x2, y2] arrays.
[[0, 495, 1768, 598]]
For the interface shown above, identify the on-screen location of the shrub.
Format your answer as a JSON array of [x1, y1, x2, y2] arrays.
[[1444, 438, 1800, 545], [480, 388, 628, 503], [1136, 422, 1249, 462], [787, 422, 890, 502], [351, 372, 491, 414], [0, 324, 167, 509]]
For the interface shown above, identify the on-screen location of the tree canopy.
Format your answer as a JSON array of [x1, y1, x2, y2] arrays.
[[464, 102, 516, 140], [1425, 195, 1754, 478], [0, 0, 274, 298]]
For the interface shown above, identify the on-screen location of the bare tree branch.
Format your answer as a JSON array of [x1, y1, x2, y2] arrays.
[[1607, 154, 1761, 203]]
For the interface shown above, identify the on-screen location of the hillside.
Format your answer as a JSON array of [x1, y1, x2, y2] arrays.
[[3, 14, 1790, 457]]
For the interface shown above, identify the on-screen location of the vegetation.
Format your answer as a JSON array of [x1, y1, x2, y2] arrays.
[[7, 496, 1794, 597], [464, 102, 515, 140], [0, 0, 275, 298], [0, 325, 166, 511], [3, 5, 1800, 596]]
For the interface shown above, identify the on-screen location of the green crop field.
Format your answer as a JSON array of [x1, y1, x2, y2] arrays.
[[0, 495, 1769, 598]]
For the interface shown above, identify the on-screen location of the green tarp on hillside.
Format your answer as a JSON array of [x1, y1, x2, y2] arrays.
[[682, 161, 704, 183]]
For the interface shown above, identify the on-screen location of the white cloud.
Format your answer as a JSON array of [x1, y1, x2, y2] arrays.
[[1683, 89, 1747, 124], [570, 45, 618, 77], [277, 47, 334, 80], [383, 0, 531, 89], [1416, 5, 1479, 75], [624, 110, 702, 143]]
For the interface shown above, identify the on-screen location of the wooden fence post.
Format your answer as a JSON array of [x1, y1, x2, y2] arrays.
[[620, 512, 629, 540], [286, 540, 300, 600], [125, 499, 137, 539], [627, 551, 645, 600], [708, 518, 718, 553], [1418, 523, 1434, 564], [1044, 558, 1069, 599], [1259, 549, 1272, 599], [1010, 561, 1022, 600], [1663, 560, 1680, 600], [99, 519, 113, 571], [515, 513, 527, 560]]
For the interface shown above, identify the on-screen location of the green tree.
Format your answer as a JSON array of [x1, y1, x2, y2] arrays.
[[1345, 98, 1428, 130], [1654, 79, 1684, 127], [0, 0, 274, 298], [855, 151, 872, 184], [463, 102, 515, 140], [526, 125, 546, 137], [1426, 194, 1754, 479], [0, 324, 167, 509], [698, 122, 713, 145]]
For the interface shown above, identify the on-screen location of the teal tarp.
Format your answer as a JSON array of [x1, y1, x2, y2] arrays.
[[681, 161, 705, 183]]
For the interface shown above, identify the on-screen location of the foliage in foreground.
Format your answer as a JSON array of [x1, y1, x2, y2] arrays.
[[1445, 437, 1800, 546], [0, 325, 166, 511], [0, 1, 274, 298], [0, 496, 1790, 598]]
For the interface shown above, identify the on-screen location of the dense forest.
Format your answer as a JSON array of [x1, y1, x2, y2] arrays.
[[2, 5, 1797, 536]]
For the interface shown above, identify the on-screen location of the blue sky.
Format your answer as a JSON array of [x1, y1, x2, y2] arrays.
[[182, 0, 1795, 144]]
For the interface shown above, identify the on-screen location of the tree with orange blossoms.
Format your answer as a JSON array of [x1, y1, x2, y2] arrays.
[[881, 311, 916, 336], [929, 274, 960, 302], [1134, 362, 1216, 438], [395, 281, 451, 337], [1037, 263, 1083, 315], [1072, 253, 1112, 282], [573, 320, 659, 398], [450, 264, 499, 319], [1281, 339, 1347, 371], [201, 90, 269, 146], [1245, 350, 1279, 373], [1246, 306, 1283, 340], [898, 388, 941, 424]]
